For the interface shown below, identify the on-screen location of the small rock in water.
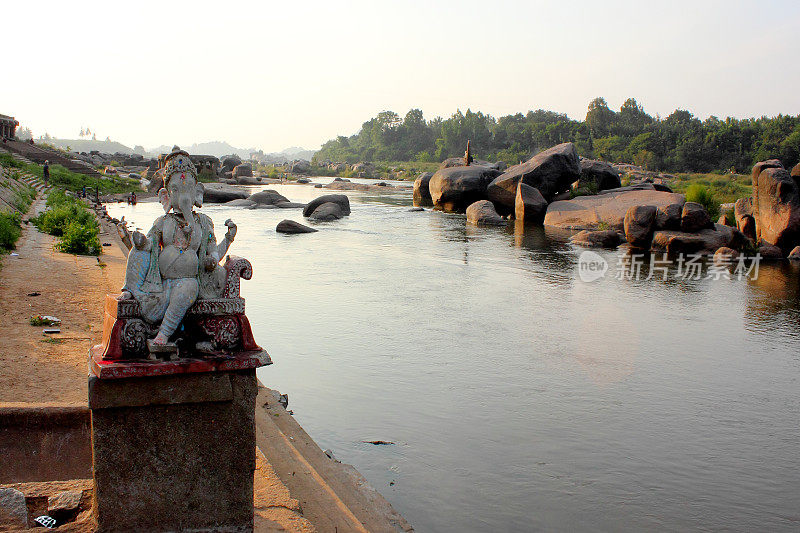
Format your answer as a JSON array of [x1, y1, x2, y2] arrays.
[[324, 449, 339, 462], [276, 220, 318, 234], [362, 440, 395, 445], [408, 207, 424, 212]]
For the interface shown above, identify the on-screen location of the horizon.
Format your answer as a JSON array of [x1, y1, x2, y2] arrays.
[[5, 0, 800, 153]]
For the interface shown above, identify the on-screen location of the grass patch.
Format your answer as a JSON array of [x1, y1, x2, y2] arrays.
[[0, 212, 22, 250], [668, 172, 752, 204], [31, 190, 101, 255], [683, 183, 721, 221]]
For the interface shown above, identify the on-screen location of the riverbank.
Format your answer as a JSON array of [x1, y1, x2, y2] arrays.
[[0, 192, 412, 532]]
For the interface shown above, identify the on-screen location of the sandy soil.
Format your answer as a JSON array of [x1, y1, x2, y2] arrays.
[[0, 198, 126, 405]]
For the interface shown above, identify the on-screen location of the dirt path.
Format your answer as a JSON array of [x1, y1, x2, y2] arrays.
[[0, 198, 126, 405]]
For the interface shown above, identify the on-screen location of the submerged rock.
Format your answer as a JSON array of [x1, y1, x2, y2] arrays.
[[309, 202, 344, 221], [249, 190, 290, 205], [276, 220, 318, 234], [569, 229, 622, 248], [466, 200, 506, 226], [304, 194, 351, 217]]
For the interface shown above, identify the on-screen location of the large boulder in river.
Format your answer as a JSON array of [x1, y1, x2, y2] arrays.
[[429, 165, 501, 213], [232, 163, 252, 178], [487, 142, 580, 206], [651, 227, 731, 256], [276, 220, 318, 234], [413, 172, 434, 207], [203, 185, 249, 203], [236, 176, 260, 185], [221, 156, 242, 172], [752, 161, 800, 253], [465, 200, 506, 226], [250, 189, 289, 205], [303, 194, 351, 217], [624, 205, 657, 248], [514, 182, 547, 224], [681, 202, 714, 233], [578, 159, 621, 191], [291, 160, 311, 174], [308, 202, 343, 221], [544, 189, 686, 230]]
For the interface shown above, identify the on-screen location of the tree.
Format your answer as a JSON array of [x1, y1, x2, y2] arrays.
[[586, 97, 615, 139]]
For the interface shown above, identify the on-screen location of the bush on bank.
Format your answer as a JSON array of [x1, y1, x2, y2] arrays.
[[32, 190, 101, 255]]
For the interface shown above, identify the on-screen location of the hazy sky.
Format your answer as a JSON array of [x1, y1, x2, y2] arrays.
[[5, 0, 799, 152]]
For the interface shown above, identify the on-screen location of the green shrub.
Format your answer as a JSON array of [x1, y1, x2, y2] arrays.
[[31, 191, 101, 255], [57, 220, 100, 255], [685, 183, 720, 221], [0, 212, 22, 249]]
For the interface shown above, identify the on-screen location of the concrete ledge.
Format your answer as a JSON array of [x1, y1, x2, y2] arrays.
[[88, 372, 233, 409]]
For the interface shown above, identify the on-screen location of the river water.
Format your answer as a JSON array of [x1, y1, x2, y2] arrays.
[[106, 180, 800, 532]]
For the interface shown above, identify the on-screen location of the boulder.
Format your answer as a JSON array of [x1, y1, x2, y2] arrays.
[[713, 246, 739, 262], [297, 178, 311, 184], [223, 199, 255, 207], [276, 220, 318, 234], [291, 160, 311, 174], [739, 215, 757, 241], [236, 176, 260, 185], [203, 186, 249, 203], [465, 200, 506, 226], [221, 156, 242, 172], [544, 189, 686, 230], [249, 190, 290, 205], [717, 214, 731, 226], [413, 172, 434, 207], [624, 205, 657, 248], [514, 182, 547, 224], [792, 163, 800, 180], [429, 165, 501, 213], [578, 159, 621, 191], [569, 229, 622, 248], [656, 203, 683, 230], [308, 202, 344, 221], [752, 163, 800, 253], [681, 202, 714, 233], [232, 163, 252, 178], [788, 245, 800, 260], [757, 242, 784, 259], [303, 194, 351, 217], [714, 223, 750, 251], [275, 201, 306, 209], [487, 142, 580, 206], [651, 228, 731, 255]]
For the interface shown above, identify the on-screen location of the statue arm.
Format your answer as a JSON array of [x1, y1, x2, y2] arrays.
[[202, 218, 236, 270]]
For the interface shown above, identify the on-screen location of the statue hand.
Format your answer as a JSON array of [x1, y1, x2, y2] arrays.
[[118, 290, 133, 301], [224, 219, 237, 241], [203, 255, 218, 272]]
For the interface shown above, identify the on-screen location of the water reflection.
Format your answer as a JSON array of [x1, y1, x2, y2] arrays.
[[105, 185, 800, 533]]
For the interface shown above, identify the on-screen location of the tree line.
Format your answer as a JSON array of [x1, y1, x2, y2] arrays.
[[313, 98, 800, 173]]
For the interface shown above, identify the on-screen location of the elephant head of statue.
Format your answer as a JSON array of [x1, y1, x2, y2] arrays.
[[158, 146, 204, 216]]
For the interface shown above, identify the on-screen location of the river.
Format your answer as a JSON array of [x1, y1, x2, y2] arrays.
[[106, 179, 800, 532]]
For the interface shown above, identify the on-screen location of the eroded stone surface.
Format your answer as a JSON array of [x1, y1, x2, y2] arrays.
[[429, 165, 500, 213], [544, 189, 685, 230], [624, 205, 657, 248], [0, 488, 27, 529], [303, 194, 351, 217]]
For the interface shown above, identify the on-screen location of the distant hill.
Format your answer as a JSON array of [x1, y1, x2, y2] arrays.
[[45, 138, 137, 155], [42, 137, 314, 162]]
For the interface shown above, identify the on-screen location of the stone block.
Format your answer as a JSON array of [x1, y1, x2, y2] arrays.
[[89, 369, 257, 532]]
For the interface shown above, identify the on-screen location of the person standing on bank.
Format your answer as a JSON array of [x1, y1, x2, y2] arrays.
[[43, 160, 50, 186]]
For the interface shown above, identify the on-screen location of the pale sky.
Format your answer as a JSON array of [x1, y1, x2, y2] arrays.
[[4, 0, 799, 153]]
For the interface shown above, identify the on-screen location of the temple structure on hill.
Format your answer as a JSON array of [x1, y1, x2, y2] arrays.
[[0, 114, 18, 138]]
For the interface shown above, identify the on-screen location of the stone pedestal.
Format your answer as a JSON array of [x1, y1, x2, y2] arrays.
[[88, 369, 259, 532]]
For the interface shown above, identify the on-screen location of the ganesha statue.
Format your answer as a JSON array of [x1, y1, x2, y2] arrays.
[[93, 146, 264, 365]]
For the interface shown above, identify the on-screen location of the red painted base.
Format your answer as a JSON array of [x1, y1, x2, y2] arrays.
[[89, 344, 271, 379]]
